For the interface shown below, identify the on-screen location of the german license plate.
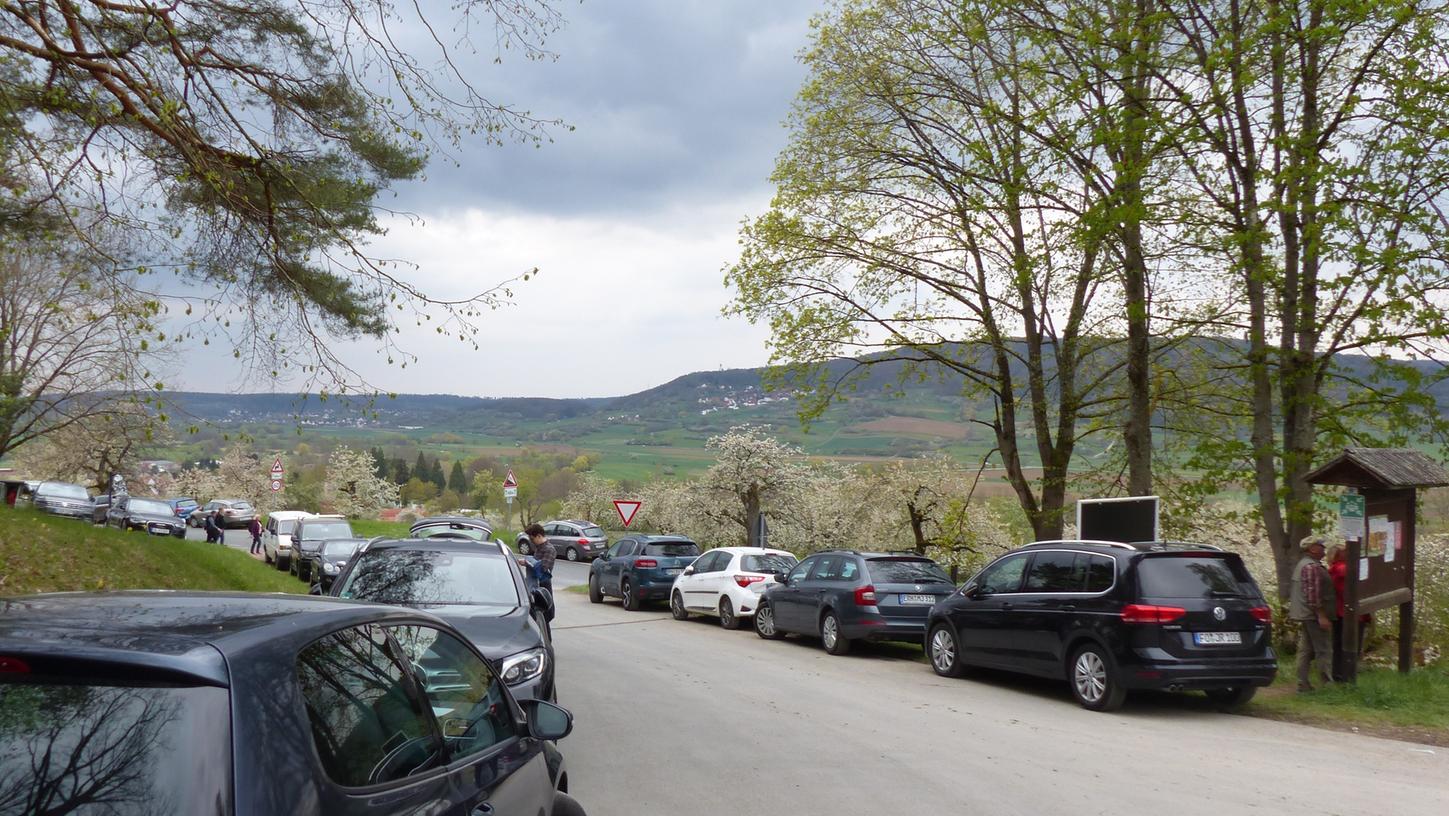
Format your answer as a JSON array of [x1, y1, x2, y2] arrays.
[[665, 568, 682, 575], [900, 594, 937, 605], [148, 524, 167, 535], [1193, 631, 1242, 646]]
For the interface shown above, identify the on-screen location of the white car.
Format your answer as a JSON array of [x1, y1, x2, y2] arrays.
[[263, 510, 315, 570], [669, 547, 799, 629]]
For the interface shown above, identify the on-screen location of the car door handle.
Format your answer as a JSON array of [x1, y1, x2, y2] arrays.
[[999, 602, 1013, 611], [471, 805, 494, 816]]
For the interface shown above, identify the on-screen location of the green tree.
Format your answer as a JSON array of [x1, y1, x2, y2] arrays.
[[430, 460, 447, 492], [447, 461, 469, 495], [390, 458, 411, 486], [371, 448, 388, 480]]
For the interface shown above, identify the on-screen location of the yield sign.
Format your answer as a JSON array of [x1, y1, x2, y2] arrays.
[[502, 469, 518, 489], [270, 457, 284, 476], [613, 500, 642, 528]]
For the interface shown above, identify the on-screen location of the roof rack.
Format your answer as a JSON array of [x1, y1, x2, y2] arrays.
[[1132, 541, 1226, 552], [1024, 539, 1137, 551]]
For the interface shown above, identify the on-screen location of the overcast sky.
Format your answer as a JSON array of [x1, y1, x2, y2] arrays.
[[184, 0, 824, 399]]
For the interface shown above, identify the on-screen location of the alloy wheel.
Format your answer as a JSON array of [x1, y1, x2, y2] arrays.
[[931, 628, 957, 673], [756, 605, 776, 637], [822, 615, 838, 650], [1074, 651, 1107, 704]]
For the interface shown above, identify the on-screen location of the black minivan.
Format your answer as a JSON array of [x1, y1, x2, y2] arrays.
[[926, 541, 1277, 711]]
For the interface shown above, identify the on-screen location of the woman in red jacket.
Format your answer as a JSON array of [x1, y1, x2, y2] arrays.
[[1326, 543, 1371, 679]]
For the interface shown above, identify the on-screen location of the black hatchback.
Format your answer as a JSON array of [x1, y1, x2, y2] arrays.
[[754, 550, 955, 655], [926, 541, 1277, 711], [0, 592, 587, 815]]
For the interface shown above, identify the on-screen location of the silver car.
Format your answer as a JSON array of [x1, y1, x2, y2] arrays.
[[516, 519, 609, 562]]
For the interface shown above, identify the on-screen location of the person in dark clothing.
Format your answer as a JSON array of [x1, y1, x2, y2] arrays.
[[205, 509, 224, 544], [525, 523, 556, 591], [247, 516, 263, 554]]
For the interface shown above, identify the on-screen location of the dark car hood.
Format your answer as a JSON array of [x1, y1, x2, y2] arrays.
[[412, 603, 542, 659]]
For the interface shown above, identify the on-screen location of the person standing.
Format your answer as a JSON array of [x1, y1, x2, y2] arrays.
[[526, 523, 556, 591], [204, 509, 223, 544], [248, 516, 263, 555], [1289, 537, 1336, 692]]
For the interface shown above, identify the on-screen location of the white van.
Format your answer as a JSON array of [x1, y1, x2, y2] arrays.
[[263, 510, 315, 570]]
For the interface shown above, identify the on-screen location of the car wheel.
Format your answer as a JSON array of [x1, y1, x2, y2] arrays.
[[263, 549, 272, 564], [620, 579, 639, 611], [519, 539, 533, 555], [1070, 644, 1126, 711], [587, 574, 603, 604], [276, 556, 289, 571], [565, 546, 580, 562], [821, 611, 852, 655], [552, 792, 587, 816], [670, 591, 689, 621], [1205, 685, 1258, 709], [718, 597, 741, 630], [928, 623, 967, 678], [755, 601, 785, 640]]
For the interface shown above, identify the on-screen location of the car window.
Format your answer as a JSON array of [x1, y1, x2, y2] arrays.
[[581, 525, 605, 538], [340, 550, 522, 607], [301, 521, 354, 540], [296, 625, 441, 787], [387, 625, 519, 761], [38, 482, 90, 500], [838, 559, 860, 581], [544, 524, 563, 536], [785, 557, 814, 583], [1023, 551, 1084, 592], [0, 680, 232, 814], [867, 558, 951, 584], [1083, 554, 1115, 592], [605, 541, 626, 559], [1136, 555, 1257, 599], [127, 498, 174, 516], [976, 554, 1029, 595], [642, 542, 699, 557], [322, 539, 363, 557], [741, 553, 797, 574], [415, 523, 488, 542], [810, 556, 842, 581], [618, 541, 638, 557]]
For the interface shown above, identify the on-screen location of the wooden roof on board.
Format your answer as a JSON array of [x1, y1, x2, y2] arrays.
[[1306, 447, 1449, 489]]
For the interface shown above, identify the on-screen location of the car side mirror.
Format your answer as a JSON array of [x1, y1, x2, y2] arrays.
[[682, 566, 695, 576], [963, 583, 983, 599], [772, 571, 789, 583], [532, 588, 556, 622], [523, 699, 573, 741]]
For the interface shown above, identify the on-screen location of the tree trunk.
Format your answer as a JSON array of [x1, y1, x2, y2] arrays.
[[743, 485, 761, 548], [1119, 0, 1155, 497]]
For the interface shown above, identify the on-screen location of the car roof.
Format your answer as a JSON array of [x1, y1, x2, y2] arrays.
[[710, 546, 795, 557], [810, 549, 936, 560], [299, 514, 347, 521], [411, 516, 492, 529], [359, 537, 509, 555], [0, 592, 432, 686], [1020, 539, 1227, 554], [268, 510, 315, 520], [624, 534, 697, 543]]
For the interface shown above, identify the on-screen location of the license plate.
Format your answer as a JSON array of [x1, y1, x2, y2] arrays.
[[1193, 631, 1242, 646], [665, 568, 682, 575], [148, 524, 167, 534], [900, 594, 937, 605]]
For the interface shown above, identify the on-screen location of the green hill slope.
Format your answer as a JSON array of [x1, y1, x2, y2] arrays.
[[0, 510, 304, 596]]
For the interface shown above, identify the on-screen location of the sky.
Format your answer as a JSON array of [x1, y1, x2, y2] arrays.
[[192, 0, 825, 399]]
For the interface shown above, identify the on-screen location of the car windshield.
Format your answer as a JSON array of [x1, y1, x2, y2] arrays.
[[277, 519, 299, 535], [415, 523, 489, 541], [581, 525, 605, 538], [643, 542, 700, 557], [0, 681, 232, 814], [867, 559, 952, 584], [38, 483, 88, 500], [174, 499, 197, 509], [339, 550, 520, 606], [1136, 556, 1258, 599], [231, 501, 253, 511], [742, 554, 798, 573], [127, 499, 173, 515], [322, 539, 362, 557], [300, 521, 353, 540]]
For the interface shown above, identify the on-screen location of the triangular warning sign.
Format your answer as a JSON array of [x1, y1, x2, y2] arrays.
[[270, 457, 284, 475], [503, 469, 518, 489], [613, 500, 642, 528]]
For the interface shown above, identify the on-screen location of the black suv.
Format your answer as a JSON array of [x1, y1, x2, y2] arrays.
[[754, 550, 955, 655], [926, 540, 1277, 711]]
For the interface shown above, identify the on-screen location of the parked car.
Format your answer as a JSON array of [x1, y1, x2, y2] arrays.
[[291, 515, 354, 582], [0, 591, 584, 815], [669, 546, 799, 629], [188, 498, 257, 529], [106, 495, 186, 537], [90, 491, 114, 524], [263, 509, 316, 570], [333, 538, 557, 701], [754, 550, 955, 655], [518, 519, 609, 562], [167, 496, 199, 520], [31, 481, 94, 520], [588, 535, 701, 611], [925, 540, 1277, 711], [308, 537, 368, 595], [412, 515, 495, 542]]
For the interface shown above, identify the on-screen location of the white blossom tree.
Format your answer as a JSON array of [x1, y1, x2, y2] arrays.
[[559, 473, 624, 527], [323, 445, 400, 518], [694, 427, 811, 547]]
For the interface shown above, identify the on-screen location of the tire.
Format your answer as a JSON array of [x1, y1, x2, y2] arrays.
[[821, 611, 852, 656], [276, 555, 289, 571], [754, 601, 785, 640], [670, 591, 690, 620], [718, 597, 741, 630], [928, 622, 967, 678], [620, 578, 639, 611], [552, 791, 587, 816], [588, 574, 603, 604], [1205, 685, 1258, 710], [565, 546, 580, 562], [519, 539, 533, 555], [1070, 644, 1127, 711]]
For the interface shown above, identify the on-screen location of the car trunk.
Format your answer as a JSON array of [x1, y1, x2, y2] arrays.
[[866, 558, 954, 619], [1131, 553, 1271, 659], [635, 544, 699, 580]]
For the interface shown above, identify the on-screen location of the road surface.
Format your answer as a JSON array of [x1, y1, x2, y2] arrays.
[[549, 590, 1448, 816]]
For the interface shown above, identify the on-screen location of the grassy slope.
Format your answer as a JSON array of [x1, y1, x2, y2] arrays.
[[0, 509, 303, 596]]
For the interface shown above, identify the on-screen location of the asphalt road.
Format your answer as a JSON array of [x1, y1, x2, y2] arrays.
[[550, 590, 1448, 816]]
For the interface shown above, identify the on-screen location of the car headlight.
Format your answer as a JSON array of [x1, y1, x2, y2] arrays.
[[499, 647, 547, 686], [322, 562, 339, 575]]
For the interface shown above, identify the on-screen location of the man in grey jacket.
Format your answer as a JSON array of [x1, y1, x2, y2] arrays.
[[1289, 537, 1336, 692]]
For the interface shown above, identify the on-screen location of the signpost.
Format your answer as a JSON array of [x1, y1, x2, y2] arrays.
[[754, 512, 769, 549], [270, 457, 284, 493], [502, 469, 518, 505], [613, 500, 642, 528], [1077, 495, 1158, 543]]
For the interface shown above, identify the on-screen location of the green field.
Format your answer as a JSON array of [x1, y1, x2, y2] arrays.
[[0, 509, 304, 596]]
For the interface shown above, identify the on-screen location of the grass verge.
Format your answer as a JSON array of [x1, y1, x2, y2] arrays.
[[0, 509, 303, 595], [565, 583, 590, 595], [350, 519, 412, 539], [1246, 665, 1449, 746]]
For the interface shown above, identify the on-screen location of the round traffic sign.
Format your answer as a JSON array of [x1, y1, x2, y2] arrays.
[[270, 479, 282, 492]]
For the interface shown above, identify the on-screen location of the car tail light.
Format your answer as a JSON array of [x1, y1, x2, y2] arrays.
[[734, 575, 766, 588], [578, 538, 589, 546], [634, 558, 658, 568], [1120, 604, 1187, 624], [854, 584, 878, 606], [1250, 606, 1272, 623], [0, 656, 30, 674]]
